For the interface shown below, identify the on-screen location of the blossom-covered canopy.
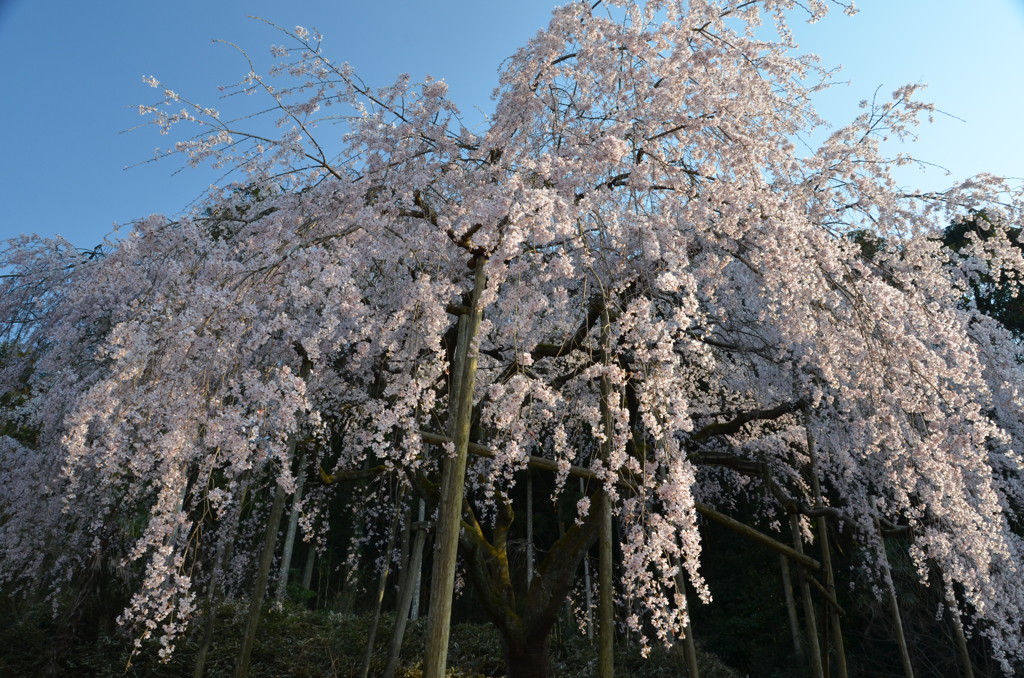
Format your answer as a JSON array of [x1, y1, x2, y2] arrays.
[[2, 0, 1023, 671]]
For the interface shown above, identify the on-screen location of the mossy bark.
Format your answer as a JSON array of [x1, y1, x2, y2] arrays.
[[458, 490, 607, 678]]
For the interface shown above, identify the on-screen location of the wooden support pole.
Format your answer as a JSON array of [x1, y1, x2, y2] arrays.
[[423, 260, 486, 678], [301, 545, 315, 592], [234, 474, 289, 678], [671, 563, 700, 678], [526, 471, 535, 586], [950, 610, 975, 678], [410, 499, 426, 621], [234, 357, 311, 678], [194, 482, 247, 678], [598, 489, 614, 678], [779, 554, 805, 663], [790, 514, 825, 678], [384, 509, 428, 678], [274, 451, 308, 604], [360, 487, 406, 678], [699, 501, 820, 571], [581, 477, 595, 643], [876, 520, 915, 678], [805, 415, 848, 678], [598, 307, 615, 678]]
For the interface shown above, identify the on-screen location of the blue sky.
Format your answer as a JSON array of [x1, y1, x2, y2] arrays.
[[1, 1, 1022, 249]]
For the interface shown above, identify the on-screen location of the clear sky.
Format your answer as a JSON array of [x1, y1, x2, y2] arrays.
[[1, 1, 1022, 249]]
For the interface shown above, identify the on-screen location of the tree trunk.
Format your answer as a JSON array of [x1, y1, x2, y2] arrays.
[[503, 635, 551, 678], [458, 485, 605, 678], [424, 260, 486, 678]]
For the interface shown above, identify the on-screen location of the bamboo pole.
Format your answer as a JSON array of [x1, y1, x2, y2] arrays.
[[423, 260, 486, 678]]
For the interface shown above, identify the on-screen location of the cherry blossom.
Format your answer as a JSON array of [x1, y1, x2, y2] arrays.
[[1, 1, 1023, 673]]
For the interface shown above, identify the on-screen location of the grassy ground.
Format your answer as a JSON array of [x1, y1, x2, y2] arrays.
[[0, 603, 741, 677]]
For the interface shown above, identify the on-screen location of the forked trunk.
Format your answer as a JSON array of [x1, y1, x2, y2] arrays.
[[458, 489, 606, 678]]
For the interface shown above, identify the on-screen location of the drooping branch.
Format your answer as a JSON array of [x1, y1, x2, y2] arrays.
[[691, 450, 913, 535], [417, 430, 820, 570], [690, 399, 806, 443]]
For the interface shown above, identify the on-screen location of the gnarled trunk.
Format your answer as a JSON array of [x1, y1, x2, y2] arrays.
[[503, 634, 551, 678], [458, 489, 606, 678]]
